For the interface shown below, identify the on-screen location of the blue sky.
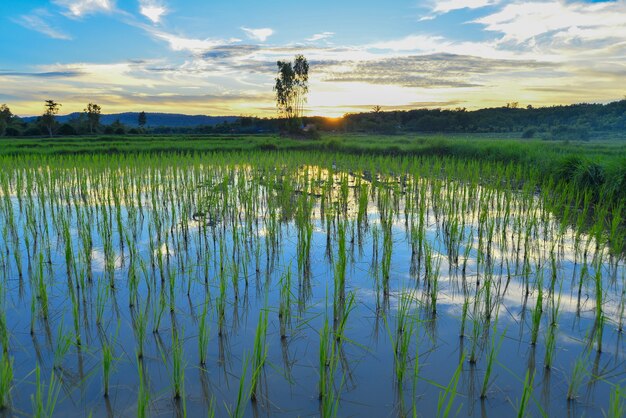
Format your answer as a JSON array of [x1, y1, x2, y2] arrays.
[[1, 0, 625, 116]]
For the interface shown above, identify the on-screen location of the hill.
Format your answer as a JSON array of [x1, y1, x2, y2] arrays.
[[21, 112, 238, 127]]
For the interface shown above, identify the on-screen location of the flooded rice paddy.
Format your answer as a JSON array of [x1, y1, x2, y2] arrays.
[[0, 152, 624, 417]]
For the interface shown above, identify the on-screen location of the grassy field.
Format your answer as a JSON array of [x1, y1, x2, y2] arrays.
[[2, 133, 625, 207]]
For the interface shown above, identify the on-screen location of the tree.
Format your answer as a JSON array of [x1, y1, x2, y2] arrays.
[[138, 111, 147, 129], [0, 104, 12, 137], [42, 100, 61, 137], [274, 54, 309, 131], [84, 102, 101, 134]]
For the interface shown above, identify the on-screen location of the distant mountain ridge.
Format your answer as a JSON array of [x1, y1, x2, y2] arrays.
[[21, 112, 238, 127]]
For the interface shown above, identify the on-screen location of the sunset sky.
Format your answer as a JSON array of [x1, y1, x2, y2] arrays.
[[2, 0, 625, 117]]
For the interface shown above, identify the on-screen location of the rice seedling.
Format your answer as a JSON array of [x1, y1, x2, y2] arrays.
[[517, 369, 535, 418], [0, 355, 13, 409], [133, 305, 148, 359], [606, 385, 625, 418], [278, 269, 292, 339], [250, 309, 268, 402], [136, 354, 150, 418], [0, 309, 8, 355], [198, 299, 210, 365], [169, 329, 186, 400], [226, 355, 249, 418], [481, 323, 505, 399], [566, 353, 587, 401], [101, 325, 120, 399], [30, 365, 61, 418], [52, 322, 72, 369], [529, 274, 543, 346], [436, 353, 464, 418]]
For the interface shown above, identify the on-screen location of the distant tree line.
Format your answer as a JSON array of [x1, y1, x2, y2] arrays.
[[0, 99, 624, 139], [0, 101, 150, 137], [335, 101, 626, 139]]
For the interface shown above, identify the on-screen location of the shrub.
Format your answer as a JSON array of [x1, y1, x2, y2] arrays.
[[23, 126, 44, 136], [58, 123, 77, 136], [4, 127, 21, 136]]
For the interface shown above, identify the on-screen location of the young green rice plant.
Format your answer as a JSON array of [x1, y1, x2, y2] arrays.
[[136, 354, 150, 418], [52, 322, 72, 369], [318, 316, 331, 401], [318, 316, 342, 418], [0, 355, 13, 409], [36, 253, 49, 320], [133, 306, 148, 359], [198, 299, 210, 365], [517, 369, 535, 418], [102, 326, 120, 399], [226, 354, 249, 418], [424, 243, 442, 314], [469, 293, 482, 364], [152, 290, 166, 334], [606, 385, 625, 418], [70, 287, 81, 346], [250, 309, 268, 402], [169, 329, 185, 400], [595, 314, 605, 354], [459, 291, 470, 338], [436, 352, 464, 418], [279, 269, 293, 339], [31, 365, 61, 418], [216, 266, 227, 336], [384, 293, 417, 387], [334, 291, 355, 343], [544, 289, 561, 370], [0, 309, 8, 355], [95, 278, 109, 326], [566, 353, 587, 401], [480, 324, 505, 399], [594, 263, 604, 353], [530, 276, 543, 346]]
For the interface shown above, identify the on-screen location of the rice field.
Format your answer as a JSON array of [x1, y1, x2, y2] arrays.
[[0, 151, 624, 417]]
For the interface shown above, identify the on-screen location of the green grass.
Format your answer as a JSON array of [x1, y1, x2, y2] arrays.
[[2, 133, 623, 209]]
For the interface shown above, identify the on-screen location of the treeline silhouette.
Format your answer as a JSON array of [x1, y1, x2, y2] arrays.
[[1, 100, 625, 139]]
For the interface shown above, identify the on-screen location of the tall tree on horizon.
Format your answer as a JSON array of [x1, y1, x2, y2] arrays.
[[0, 104, 12, 137], [274, 54, 309, 131], [85, 102, 102, 134], [42, 100, 61, 137], [138, 111, 147, 130]]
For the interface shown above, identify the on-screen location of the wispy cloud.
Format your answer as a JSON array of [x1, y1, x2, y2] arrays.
[[323, 53, 554, 88], [53, 0, 116, 18], [241, 27, 274, 42], [148, 29, 239, 53], [432, 0, 500, 14], [307, 32, 334, 42], [0, 71, 82, 78], [14, 9, 72, 40], [474, 0, 626, 45], [139, 0, 168, 24]]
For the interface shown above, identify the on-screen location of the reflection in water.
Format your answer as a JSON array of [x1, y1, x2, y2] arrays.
[[0, 156, 623, 417]]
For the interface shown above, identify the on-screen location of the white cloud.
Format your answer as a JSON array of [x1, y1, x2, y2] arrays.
[[307, 32, 334, 42], [53, 0, 116, 17], [148, 29, 239, 53], [432, 0, 500, 14], [474, 1, 626, 44], [139, 0, 168, 24], [368, 34, 448, 52], [241, 27, 274, 42], [14, 9, 71, 40]]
